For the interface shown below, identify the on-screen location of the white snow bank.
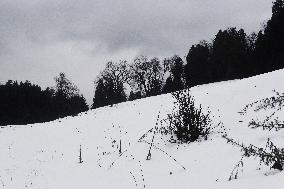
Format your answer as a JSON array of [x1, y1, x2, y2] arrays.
[[1, 69, 284, 188]]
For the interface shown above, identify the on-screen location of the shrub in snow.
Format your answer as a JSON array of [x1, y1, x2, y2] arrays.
[[168, 90, 212, 143], [224, 135, 284, 179], [242, 138, 284, 171]]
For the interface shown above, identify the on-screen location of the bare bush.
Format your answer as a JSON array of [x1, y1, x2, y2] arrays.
[[248, 113, 284, 131], [240, 90, 284, 131], [241, 90, 284, 114], [224, 135, 284, 176]]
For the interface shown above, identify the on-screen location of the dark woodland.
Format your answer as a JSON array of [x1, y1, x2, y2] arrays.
[[0, 73, 88, 125]]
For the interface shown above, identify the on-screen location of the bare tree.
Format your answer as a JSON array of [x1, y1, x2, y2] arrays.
[[92, 60, 130, 108], [130, 56, 164, 97], [99, 60, 131, 92]]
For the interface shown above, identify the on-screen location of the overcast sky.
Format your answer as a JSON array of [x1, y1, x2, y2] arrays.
[[0, 0, 273, 104]]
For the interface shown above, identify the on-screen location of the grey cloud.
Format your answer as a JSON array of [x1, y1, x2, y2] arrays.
[[0, 0, 272, 56]]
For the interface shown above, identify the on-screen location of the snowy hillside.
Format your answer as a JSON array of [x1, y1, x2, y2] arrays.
[[1, 69, 284, 189]]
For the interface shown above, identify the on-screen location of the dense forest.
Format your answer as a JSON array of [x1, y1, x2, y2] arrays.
[[1, 0, 284, 125], [0, 73, 88, 125]]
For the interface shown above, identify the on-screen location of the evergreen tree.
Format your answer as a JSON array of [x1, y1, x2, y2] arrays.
[[211, 28, 250, 81], [53, 72, 88, 118], [184, 41, 212, 86], [257, 0, 284, 71], [55, 72, 79, 99], [92, 79, 107, 109]]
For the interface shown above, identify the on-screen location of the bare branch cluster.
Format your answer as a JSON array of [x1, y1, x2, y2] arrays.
[[224, 135, 284, 175]]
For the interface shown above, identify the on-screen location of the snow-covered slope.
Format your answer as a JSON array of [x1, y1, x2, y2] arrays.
[[1, 69, 284, 189]]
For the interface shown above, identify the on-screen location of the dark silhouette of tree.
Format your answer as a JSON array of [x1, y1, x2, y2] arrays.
[[55, 72, 79, 99], [130, 56, 163, 97], [68, 95, 89, 115], [92, 61, 128, 109], [162, 55, 185, 93], [184, 41, 212, 86], [92, 79, 107, 109], [100, 61, 130, 91], [211, 28, 250, 81], [253, 31, 269, 73], [245, 32, 259, 76], [53, 72, 88, 118]]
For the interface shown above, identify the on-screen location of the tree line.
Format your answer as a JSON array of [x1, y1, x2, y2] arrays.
[[185, 0, 284, 85], [1, 0, 284, 125], [0, 73, 88, 126], [93, 0, 284, 108], [92, 55, 185, 108]]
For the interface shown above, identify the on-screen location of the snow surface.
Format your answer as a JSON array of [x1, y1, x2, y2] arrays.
[[1, 69, 284, 188]]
